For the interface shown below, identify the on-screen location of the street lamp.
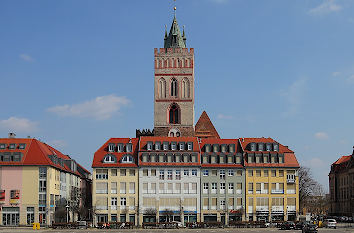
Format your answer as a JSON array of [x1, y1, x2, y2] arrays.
[[66, 204, 70, 223]]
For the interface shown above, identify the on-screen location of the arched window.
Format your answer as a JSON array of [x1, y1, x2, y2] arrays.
[[159, 78, 166, 98], [168, 128, 181, 137], [103, 154, 116, 163], [169, 104, 179, 124], [182, 78, 190, 98], [121, 155, 133, 163], [170, 132, 175, 137], [171, 78, 177, 97]]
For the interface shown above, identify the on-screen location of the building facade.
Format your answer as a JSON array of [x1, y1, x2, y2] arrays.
[[91, 138, 139, 225], [240, 138, 299, 221], [138, 137, 200, 225], [0, 135, 91, 226], [199, 138, 245, 224], [329, 148, 354, 216]]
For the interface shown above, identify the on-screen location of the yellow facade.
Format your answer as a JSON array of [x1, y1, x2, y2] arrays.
[[245, 168, 299, 221], [93, 167, 139, 224]]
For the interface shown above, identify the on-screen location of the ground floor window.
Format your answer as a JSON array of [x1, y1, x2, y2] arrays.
[[27, 207, 35, 225], [111, 214, 117, 222], [39, 206, 46, 225], [143, 215, 156, 223], [159, 215, 180, 222], [287, 213, 296, 221], [184, 214, 197, 223], [2, 207, 20, 226], [97, 214, 108, 223], [120, 214, 126, 222], [203, 214, 217, 222], [271, 213, 284, 221], [229, 214, 242, 222], [129, 214, 135, 224]]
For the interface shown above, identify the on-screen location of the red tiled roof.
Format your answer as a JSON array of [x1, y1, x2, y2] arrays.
[[195, 111, 220, 139], [0, 138, 89, 177], [92, 138, 139, 168], [239, 137, 299, 168], [333, 155, 351, 165]]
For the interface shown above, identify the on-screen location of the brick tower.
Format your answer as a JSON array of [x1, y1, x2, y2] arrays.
[[153, 14, 195, 137]]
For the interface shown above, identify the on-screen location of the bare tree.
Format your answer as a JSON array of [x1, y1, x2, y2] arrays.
[[161, 208, 174, 222]]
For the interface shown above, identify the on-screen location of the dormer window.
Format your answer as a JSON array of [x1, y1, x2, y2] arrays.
[[187, 142, 193, 151], [250, 143, 256, 151], [179, 142, 185, 151], [205, 144, 211, 153], [258, 143, 264, 151], [266, 143, 272, 151], [9, 144, 16, 149], [221, 144, 227, 153], [163, 142, 169, 151], [171, 142, 177, 150], [19, 144, 26, 150], [117, 144, 124, 152], [229, 144, 235, 153], [273, 143, 279, 151], [126, 143, 132, 152], [0, 144, 5, 149], [103, 154, 116, 163], [155, 142, 161, 150], [122, 155, 133, 163], [213, 144, 219, 153], [108, 143, 115, 152], [147, 142, 153, 151]]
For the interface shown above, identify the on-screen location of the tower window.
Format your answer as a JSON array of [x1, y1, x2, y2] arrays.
[[171, 78, 177, 97], [169, 104, 179, 124]]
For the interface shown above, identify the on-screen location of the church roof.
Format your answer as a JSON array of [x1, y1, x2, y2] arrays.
[[164, 15, 186, 48], [195, 111, 220, 139]]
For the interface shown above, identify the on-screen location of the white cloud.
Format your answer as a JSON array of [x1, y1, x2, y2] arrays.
[[217, 114, 233, 120], [47, 94, 130, 120], [19, 54, 35, 62], [281, 77, 308, 117], [308, 0, 342, 15], [315, 132, 329, 140], [0, 117, 38, 133]]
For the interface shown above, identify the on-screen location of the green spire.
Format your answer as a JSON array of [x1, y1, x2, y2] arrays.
[[164, 15, 186, 48]]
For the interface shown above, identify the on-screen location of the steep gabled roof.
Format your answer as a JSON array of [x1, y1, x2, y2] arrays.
[[164, 15, 186, 48], [195, 111, 220, 139]]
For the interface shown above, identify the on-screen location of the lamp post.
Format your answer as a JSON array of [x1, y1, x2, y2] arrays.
[[66, 204, 70, 223]]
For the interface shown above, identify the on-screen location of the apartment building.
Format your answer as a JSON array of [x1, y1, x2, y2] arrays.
[[0, 134, 91, 226], [92, 138, 139, 225], [199, 138, 245, 224], [138, 137, 200, 225], [240, 138, 299, 221]]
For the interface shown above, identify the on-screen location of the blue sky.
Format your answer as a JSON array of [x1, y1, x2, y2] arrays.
[[1, 0, 354, 190]]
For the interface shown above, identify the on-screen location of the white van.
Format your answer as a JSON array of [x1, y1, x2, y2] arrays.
[[324, 219, 336, 229]]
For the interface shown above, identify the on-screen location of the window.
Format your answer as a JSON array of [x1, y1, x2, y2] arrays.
[[179, 143, 185, 150], [236, 170, 242, 176], [103, 154, 116, 163], [96, 169, 108, 180], [129, 182, 135, 194], [129, 169, 135, 176], [159, 170, 165, 180], [203, 170, 209, 176], [120, 197, 126, 207], [143, 169, 148, 176], [9, 144, 16, 149], [171, 78, 177, 96], [279, 170, 284, 177], [39, 167, 47, 179], [220, 200, 226, 210], [111, 197, 118, 209], [27, 207, 34, 225], [169, 104, 179, 124], [175, 170, 181, 180], [228, 183, 234, 194], [167, 170, 172, 180], [191, 183, 197, 194], [19, 144, 26, 149], [0, 144, 5, 149], [211, 170, 217, 176], [187, 142, 193, 151], [111, 169, 117, 176], [191, 169, 197, 176], [184, 170, 189, 176], [151, 169, 156, 176], [248, 170, 253, 177], [117, 144, 123, 152], [264, 170, 268, 177], [159, 78, 167, 98], [171, 142, 177, 150], [256, 183, 261, 194], [96, 182, 108, 194], [182, 78, 190, 98], [167, 183, 173, 193], [220, 170, 225, 179], [10, 190, 20, 199], [211, 183, 217, 194], [163, 142, 169, 150], [203, 183, 209, 194], [126, 143, 132, 152], [111, 182, 117, 194], [120, 169, 126, 176], [120, 182, 126, 194], [155, 142, 161, 150], [256, 170, 261, 177], [228, 170, 234, 176], [108, 144, 115, 152], [150, 183, 156, 194], [220, 183, 225, 194], [271, 170, 276, 177], [143, 183, 148, 194], [122, 155, 133, 163], [159, 183, 164, 194], [39, 181, 46, 192], [147, 142, 153, 150], [248, 183, 253, 194]]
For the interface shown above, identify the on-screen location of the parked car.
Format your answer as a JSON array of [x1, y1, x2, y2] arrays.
[[280, 221, 295, 230], [77, 221, 87, 229], [302, 223, 318, 233], [295, 221, 307, 230], [323, 219, 337, 229]]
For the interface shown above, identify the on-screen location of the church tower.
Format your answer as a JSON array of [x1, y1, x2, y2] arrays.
[[153, 13, 195, 137]]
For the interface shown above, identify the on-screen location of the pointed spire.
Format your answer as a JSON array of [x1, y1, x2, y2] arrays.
[[164, 3, 186, 49]]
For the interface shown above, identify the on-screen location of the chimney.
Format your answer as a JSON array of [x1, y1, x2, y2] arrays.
[[8, 133, 16, 138]]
